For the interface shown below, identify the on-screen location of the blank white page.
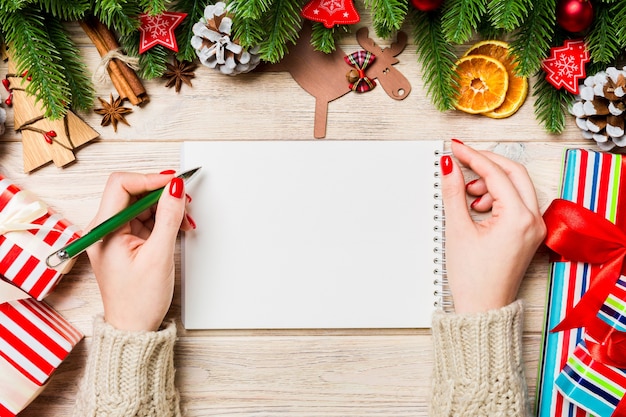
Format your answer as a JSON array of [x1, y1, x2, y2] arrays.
[[181, 140, 442, 329]]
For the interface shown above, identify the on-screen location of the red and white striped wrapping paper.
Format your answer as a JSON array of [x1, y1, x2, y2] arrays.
[[0, 281, 83, 417], [0, 176, 81, 300]]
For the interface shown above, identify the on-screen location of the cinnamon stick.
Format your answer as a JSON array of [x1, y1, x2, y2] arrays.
[[80, 18, 147, 106], [93, 18, 147, 104]]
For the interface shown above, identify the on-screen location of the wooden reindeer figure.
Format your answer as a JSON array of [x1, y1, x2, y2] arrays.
[[356, 28, 411, 100], [260, 21, 351, 139]]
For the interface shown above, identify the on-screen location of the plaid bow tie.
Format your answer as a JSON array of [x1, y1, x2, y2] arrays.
[[344, 50, 376, 93]]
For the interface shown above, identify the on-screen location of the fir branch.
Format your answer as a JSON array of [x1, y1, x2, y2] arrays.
[[173, 0, 206, 62], [586, 2, 621, 64], [120, 30, 168, 78], [0, 1, 26, 13], [486, 0, 530, 31], [141, 45, 169, 78], [411, 9, 458, 111], [533, 73, 573, 134], [2, 9, 70, 119], [310, 23, 349, 53], [476, 13, 504, 40], [228, 0, 272, 19], [33, 0, 90, 20], [229, 0, 267, 49], [509, 0, 555, 77], [46, 16, 94, 111], [616, 0, 626, 48], [93, 0, 141, 37], [440, 0, 487, 44], [258, 0, 301, 63], [365, 0, 408, 39], [139, 0, 168, 14]]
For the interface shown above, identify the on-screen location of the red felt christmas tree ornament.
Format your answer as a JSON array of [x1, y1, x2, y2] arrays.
[[556, 0, 594, 33], [411, 0, 444, 12]]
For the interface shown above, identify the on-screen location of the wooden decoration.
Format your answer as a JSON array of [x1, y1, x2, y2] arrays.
[[7, 59, 100, 173], [356, 28, 411, 100], [260, 22, 351, 139]]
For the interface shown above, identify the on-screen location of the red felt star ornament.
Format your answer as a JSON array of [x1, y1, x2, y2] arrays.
[[301, 0, 360, 28], [542, 39, 590, 95], [138, 11, 187, 54]]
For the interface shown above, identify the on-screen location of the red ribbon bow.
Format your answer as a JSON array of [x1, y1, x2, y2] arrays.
[[344, 50, 376, 93], [544, 198, 626, 367]]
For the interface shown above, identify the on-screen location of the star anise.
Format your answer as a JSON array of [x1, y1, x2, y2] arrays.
[[94, 94, 132, 132], [164, 58, 198, 93]]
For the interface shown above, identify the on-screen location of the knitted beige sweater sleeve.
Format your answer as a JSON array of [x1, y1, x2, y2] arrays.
[[72, 316, 181, 417], [430, 300, 530, 417]]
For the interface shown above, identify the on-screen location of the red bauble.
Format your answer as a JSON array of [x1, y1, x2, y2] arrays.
[[556, 0, 594, 33], [411, 0, 444, 12]]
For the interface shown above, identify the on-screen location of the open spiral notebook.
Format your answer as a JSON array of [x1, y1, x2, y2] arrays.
[[181, 140, 449, 329]]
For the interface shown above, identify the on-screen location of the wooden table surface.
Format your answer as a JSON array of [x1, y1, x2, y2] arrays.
[[0, 13, 593, 417]]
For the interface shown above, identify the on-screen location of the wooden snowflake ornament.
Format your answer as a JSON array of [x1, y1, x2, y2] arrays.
[[542, 39, 590, 95], [138, 12, 187, 54], [301, 0, 360, 28]]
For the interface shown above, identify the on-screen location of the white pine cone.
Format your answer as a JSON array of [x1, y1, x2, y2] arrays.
[[570, 66, 626, 150], [191, 2, 261, 76]]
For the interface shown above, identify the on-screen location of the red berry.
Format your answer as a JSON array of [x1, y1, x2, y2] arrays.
[[2, 79, 9, 91], [5, 93, 12, 106]]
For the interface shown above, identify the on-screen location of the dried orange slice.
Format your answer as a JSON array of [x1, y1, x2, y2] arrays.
[[465, 40, 528, 118], [453, 55, 508, 114]]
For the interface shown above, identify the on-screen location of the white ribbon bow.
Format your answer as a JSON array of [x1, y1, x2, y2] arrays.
[[0, 191, 47, 236]]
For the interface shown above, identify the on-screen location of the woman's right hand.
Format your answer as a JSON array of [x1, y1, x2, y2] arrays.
[[439, 140, 546, 314]]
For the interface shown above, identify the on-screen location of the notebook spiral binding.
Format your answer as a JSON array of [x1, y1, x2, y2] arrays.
[[433, 150, 453, 312]]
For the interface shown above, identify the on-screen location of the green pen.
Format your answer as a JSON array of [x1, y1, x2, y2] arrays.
[[46, 167, 201, 268]]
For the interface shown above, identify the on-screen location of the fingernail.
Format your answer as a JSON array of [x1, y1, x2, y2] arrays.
[[470, 196, 482, 209], [186, 214, 197, 229], [440, 155, 453, 175], [186, 193, 192, 203], [451, 138, 464, 145], [465, 179, 478, 189], [160, 169, 176, 175], [169, 178, 184, 198]]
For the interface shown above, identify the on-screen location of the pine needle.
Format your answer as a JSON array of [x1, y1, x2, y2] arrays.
[[258, 0, 301, 63], [586, 3, 622, 64], [533, 74, 573, 134], [486, 0, 530, 31], [509, 0, 555, 77], [365, 0, 408, 39], [2, 9, 70, 119], [174, 0, 207, 62], [310, 23, 349, 54], [33, 0, 90, 20], [441, 0, 487, 44], [46, 17, 94, 112], [411, 9, 458, 111]]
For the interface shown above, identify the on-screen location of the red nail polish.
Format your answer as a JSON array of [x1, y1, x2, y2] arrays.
[[186, 193, 192, 203], [440, 155, 453, 175], [186, 214, 197, 229], [160, 169, 176, 175], [465, 179, 478, 189], [169, 178, 184, 198], [451, 138, 464, 145], [470, 196, 482, 209]]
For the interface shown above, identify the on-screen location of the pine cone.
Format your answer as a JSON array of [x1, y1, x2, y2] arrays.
[[571, 67, 626, 150], [191, 2, 261, 76]]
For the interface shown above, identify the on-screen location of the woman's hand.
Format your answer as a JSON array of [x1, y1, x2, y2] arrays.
[[86, 171, 194, 331], [439, 141, 546, 314]]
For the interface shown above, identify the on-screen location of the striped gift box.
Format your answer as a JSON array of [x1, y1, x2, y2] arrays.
[[556, 340, 626, 417], [537, 149, 626, 417], [0, 176, 81, 300], [0, 296, 82, 417]]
